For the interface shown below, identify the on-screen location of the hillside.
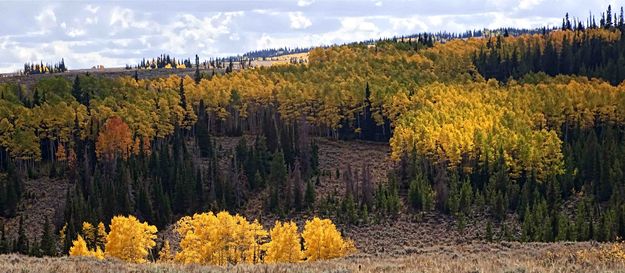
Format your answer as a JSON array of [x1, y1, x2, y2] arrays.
[[2, 137, 481, 255], [1, 4, 625, 271]]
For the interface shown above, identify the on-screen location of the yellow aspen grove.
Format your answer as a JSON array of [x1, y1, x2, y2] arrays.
[[175, 211, 268, 266], [264, 221, 303, 263], [104, 215, 157, 263], [302, 217, 355, 261], [69, 235, 90, 257]]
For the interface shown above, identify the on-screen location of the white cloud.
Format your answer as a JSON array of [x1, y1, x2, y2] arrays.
[[34, 7, 58, 34], [108, 6, 152, 36], [297, 0, 314, 7], [85, 17, 98, 25], [255, 17, 389, 50], [109, 7, 133, 29], [487, 12, 560, 29], [0, 0, 618, 72], [289, 12, 312, 29], [336, 17, 380, 35], [389, 16, 428, 33], [160, 12, 243, 55], [85, 4, 100, 14], [67, 28, 86, 37], [518, 0, 544, 10], [112, 39, 132, 47]]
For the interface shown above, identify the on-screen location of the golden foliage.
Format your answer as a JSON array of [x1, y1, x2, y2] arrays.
[[59, 223, 67, 246], [69, 235, 104, 260], [69, 235, 90, 257], [264, 221, 303, 263], [104, 215, 157, 263], [175, 211, 268, 265], [82, 222, 96, 246], [158, 240, 174, 263], [389, 82, 571, 181], [96, 222, 107, 249], [302, 217, 355, 261]]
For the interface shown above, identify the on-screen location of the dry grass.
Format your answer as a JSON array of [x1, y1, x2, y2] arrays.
[[2, 242, 624, 273], [252, 52, 309, 67]]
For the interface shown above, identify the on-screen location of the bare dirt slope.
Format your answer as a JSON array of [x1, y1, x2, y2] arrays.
[[0, 178, 69, 244]]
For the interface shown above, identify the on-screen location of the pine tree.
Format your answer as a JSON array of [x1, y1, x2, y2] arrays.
[[40, 218, 56, 256], [304, 179, 316, 209], [194, 54, 201, 84], [291, 160, 303, 210], [459, 178, 473, 214], [606, 5, 613, 28], [16, 216, 28, 254], [71, 76, 83, 105], [555, 213, 568, 241], [361, 164, 374, 209], [342, 195, 357, 225], [196, 100, 212, 158], [0, 221, 7, 254], [485, 221, 493, 242], [408, 171, 434, 211], [268, 150, 287, 212]]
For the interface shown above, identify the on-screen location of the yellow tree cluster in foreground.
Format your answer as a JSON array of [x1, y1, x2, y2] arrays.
[[69, 213, 354, 265], [175, 211, 355, 265], [69, 215, 156, 262]]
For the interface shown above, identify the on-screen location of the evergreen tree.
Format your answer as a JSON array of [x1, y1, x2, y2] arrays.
[[291, 160, 303, 211], [0, 221, 7, 254], [196, 100, 212, 158], [40, 218, 56, 256], [485, 221, 493, 242], [408, 170, 434, 212], [194, 54, 201, 84], [304, 179, 316, 209], [16, 216, 28, 254], [267, 150, 287, 212]]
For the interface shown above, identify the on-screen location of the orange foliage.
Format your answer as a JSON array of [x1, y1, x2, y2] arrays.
[[96, 116, 133, 161]]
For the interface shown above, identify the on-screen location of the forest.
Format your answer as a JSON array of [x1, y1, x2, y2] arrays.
[[0, 5, 625, 266]]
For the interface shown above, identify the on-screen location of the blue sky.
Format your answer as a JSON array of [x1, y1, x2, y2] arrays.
[[0, 0, 619, 73]]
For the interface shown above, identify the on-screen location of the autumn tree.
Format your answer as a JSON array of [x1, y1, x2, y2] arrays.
[[264, 221, 302, 263], [302, 217, 355, 261], [69, 235, 90, 257], [104, 215, 157, 263], [175, 211, 267, 265], [95, 116, 133, 161], [158, 240, 173, 262], [69, 235, 103, 260]]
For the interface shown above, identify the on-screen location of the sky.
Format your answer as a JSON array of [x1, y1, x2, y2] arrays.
[[0, 0, 620, 73]]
